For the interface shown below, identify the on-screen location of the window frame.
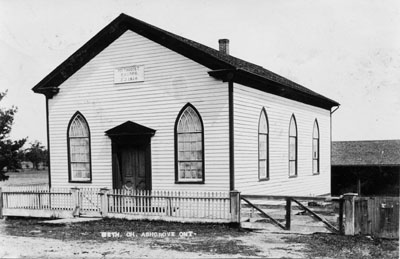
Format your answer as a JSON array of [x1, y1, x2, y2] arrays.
[[67, 111, 92, 183], [258, 108, 269, 181], [312, 119, 320, 175], [288, 114, 298, 178], [174, 103, 205, 184]]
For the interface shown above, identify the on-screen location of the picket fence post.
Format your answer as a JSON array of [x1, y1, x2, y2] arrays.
[[99, 188, 109, 217], [71, 187, 80, 217], [230, 190, 241, 223], [343, 193, 358, 235]]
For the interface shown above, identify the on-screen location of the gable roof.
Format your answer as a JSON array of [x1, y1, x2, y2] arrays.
[[332, 140, 400, 166], [32, 13, 339, 110], [105, 121, 156, 137]]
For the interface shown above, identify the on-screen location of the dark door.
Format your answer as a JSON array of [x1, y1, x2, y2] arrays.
[[120, 146, 147, 190], [112, 142, 151, 190]]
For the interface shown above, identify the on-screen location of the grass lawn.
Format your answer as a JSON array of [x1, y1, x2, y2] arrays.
[[0, 169, 48, 187]]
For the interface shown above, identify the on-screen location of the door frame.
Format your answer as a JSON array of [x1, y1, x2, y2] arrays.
[[105, 121, 156, 190]]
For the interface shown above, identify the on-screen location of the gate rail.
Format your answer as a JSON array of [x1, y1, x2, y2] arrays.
[[241, 196, 286, 230], [241, 194, 344, 233]]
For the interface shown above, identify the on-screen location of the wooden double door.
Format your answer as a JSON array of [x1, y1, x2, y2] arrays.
[[113, 143, 151, 190]]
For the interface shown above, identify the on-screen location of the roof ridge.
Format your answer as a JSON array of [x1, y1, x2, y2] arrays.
[[32, 13, 339, 109], [140, 15, 332, 100]]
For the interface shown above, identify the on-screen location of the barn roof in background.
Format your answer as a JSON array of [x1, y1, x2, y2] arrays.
[[332, 140, 400, 166], [32, 13, 339, 110]]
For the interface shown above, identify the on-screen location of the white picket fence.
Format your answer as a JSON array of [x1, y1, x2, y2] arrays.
[[2, 186, 74, 211], [106, 189, 231, 222], [0, 186, 239, 223]]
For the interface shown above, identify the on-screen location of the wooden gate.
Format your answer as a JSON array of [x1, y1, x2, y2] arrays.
[[355, 196, 399, 239], [240, 195, 344, 233]]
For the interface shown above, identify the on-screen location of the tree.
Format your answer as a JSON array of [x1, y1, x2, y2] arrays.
[[25, 141, 48, 170], [0, 91, 27, 180]]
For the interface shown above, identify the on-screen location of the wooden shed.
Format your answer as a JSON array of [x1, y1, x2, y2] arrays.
[[332, 140, 400, 196], [32, 13, 339, 196]]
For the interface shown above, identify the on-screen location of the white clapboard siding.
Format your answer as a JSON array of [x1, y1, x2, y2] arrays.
[[233, 83, 331, 196], [48, 30, 230, 191]]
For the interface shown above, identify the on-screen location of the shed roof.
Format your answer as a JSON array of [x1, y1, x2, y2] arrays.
[[32, 13, 339, 110], [332, 140, 400, 166]]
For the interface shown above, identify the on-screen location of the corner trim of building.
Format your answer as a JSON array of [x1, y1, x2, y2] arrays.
[[46, 97, 52, 188], [229, 81, 234, 191]]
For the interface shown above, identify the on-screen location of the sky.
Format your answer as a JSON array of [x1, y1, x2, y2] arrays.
[[0, 0, 399, 146]]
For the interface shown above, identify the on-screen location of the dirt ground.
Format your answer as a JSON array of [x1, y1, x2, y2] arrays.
[[0, 218, 307, 258], [0, 217, 398, 259], [0, 229, 306, 258]]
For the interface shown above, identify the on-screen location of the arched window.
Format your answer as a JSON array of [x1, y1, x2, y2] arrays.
[[175, 104, 204, 183], [289, 115, 297, 177], [258, 108, 269, 180], [67, 112, 91, 182], [312, 120, 320, 174]]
